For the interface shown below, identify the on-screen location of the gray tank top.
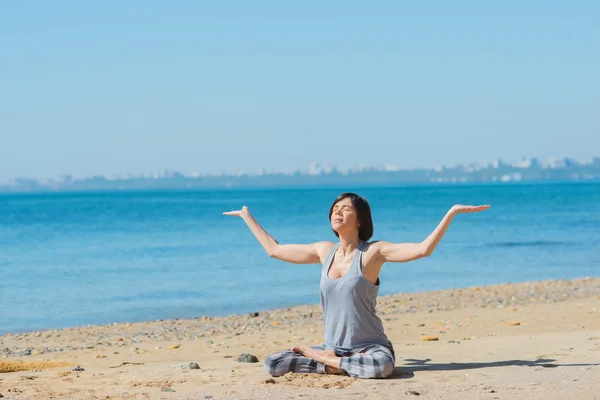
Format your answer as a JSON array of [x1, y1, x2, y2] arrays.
[[319, 241, 390, 352]]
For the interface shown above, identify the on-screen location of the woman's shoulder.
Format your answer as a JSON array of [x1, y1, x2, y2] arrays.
[[313, 241, 336, 264], [362, 240, 381, 248], [315, 241, 336, 248], [361, 240, 387, 253]]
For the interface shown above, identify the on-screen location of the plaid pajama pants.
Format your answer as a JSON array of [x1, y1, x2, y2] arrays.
[[264, 343, 396, 379]]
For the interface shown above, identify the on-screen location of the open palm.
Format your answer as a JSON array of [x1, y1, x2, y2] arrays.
[[451, 204, 490, 214], [223, 206, 250, 217]]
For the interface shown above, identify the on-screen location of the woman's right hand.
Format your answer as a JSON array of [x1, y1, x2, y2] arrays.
[[223, 206, 250, 217]]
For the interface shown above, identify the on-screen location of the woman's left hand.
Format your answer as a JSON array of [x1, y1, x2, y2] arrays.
[[450, 204, 490, 214]]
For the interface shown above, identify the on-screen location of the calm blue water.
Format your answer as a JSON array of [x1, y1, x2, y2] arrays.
[[1, 183, 599, 335]]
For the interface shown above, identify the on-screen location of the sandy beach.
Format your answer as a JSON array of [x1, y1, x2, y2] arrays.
[[1, 277, 599, 400]]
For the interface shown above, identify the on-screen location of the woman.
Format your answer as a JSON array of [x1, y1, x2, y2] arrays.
[[224, 193, 489, 379]]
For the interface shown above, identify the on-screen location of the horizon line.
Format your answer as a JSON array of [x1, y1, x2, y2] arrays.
[[4, 154, 598, 185]]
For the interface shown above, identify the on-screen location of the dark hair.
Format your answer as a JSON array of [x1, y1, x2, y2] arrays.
[[328, 193, 374, 241]]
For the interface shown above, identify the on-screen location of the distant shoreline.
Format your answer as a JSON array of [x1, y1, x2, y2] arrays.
[[1, 178, 599, 196], [4, 157, 600, 194]]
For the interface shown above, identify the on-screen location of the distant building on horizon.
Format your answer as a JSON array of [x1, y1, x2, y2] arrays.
[[513, 157, 539, 169], [546, 156, 579, 169]]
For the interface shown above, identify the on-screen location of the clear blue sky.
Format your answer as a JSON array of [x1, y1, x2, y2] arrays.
[[1, 1, 598, 182]]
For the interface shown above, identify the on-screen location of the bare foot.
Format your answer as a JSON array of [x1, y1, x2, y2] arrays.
[[291, 346, 344, 375], [323, 349, 337, 357], [323, 350, 345, 374]]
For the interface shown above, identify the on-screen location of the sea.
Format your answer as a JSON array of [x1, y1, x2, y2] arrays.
[[1, 182, 599, 335]]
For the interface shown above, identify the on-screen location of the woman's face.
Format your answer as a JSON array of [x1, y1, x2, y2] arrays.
[[330, 197, 359, 234]]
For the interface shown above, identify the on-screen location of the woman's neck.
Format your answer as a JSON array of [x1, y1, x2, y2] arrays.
[[337, 235, 361, 256]]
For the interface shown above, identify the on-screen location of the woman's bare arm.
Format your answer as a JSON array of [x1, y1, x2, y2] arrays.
[[223, 206, 332, 264], [374, 204, 490, 263]]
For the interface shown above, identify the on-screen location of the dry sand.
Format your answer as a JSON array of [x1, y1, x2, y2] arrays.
[[1, 277, 599, 399]]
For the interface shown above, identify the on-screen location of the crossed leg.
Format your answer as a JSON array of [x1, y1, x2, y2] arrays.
[[264, 344, 332, 377], [264, 343, 395, 379]]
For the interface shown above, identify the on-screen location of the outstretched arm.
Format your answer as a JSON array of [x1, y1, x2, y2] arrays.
[[375, 204, 490, 263], [223, 206, 332, 264]]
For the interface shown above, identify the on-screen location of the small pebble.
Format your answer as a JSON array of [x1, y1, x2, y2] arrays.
[[236, 353, 259, 363], [180, 362, 200, 370], [203, 396, 213, 399], [161, 387, 175, 392], [406, 390, 420, 395], [72, 366, 85, 371]]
